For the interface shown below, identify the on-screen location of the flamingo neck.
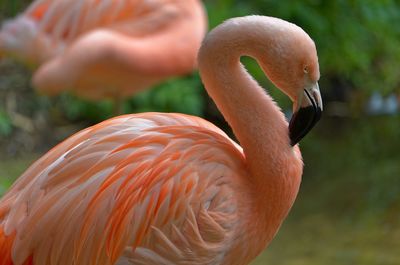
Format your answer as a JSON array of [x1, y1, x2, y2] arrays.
[[198, 18, 303, 235]]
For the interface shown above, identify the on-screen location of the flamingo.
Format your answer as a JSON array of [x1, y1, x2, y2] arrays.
[[0, 0, 207, 112], [0, 15, 322, 265]]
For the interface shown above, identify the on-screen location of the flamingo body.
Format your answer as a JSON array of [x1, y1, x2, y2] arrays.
[[0, 113, 275, 265], [0, 16, 322, 264], [0, 0, 207, 100]]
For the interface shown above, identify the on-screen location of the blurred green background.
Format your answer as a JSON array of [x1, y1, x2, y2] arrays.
[[0, 0, 400, 264]]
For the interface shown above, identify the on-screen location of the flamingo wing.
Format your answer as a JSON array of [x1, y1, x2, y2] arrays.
[[24, 0, 181, 42], [1, 0, 180, 49], [0, 0, 132, 63], [0, 113, 247, 265]]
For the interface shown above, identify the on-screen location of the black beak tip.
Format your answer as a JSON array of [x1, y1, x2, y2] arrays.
[[289, 106, 322, 146]]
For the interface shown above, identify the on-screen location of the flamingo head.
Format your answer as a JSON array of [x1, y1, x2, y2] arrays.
[[253, 16, 323, 146]]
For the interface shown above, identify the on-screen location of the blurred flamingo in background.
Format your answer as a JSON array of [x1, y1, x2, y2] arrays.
[[0, 0, 207, 112], [0, 16, 322, 264]]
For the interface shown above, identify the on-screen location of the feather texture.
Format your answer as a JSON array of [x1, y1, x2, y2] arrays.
[[0, 113, 249, 265]]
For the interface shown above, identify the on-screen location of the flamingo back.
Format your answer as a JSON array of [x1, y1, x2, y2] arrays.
[[0, 113, 252, 265]]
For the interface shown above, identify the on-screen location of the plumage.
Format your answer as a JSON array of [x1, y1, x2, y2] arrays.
[[0, 113, 247, 265], [0, 16, 322, 264], [0, 0, 207, 100]]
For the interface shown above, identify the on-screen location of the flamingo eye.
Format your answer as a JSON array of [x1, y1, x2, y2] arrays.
[[303, 66, 309, 74]]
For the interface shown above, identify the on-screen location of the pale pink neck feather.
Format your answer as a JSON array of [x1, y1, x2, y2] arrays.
[[198, 17, 303, 248]]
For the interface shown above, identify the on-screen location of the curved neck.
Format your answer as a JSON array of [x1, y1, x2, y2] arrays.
[[199, 22, 296, 189], [199, 18, 307, 262], [198, 22, 304, 254], [198, 20, 304, 257]]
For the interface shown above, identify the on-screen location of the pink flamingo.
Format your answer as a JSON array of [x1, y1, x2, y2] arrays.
[[0, 16, 322, 265], [0, 0, 207, 111]]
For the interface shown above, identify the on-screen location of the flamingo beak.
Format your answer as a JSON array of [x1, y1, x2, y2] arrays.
[[289, 82, 323, 146]]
